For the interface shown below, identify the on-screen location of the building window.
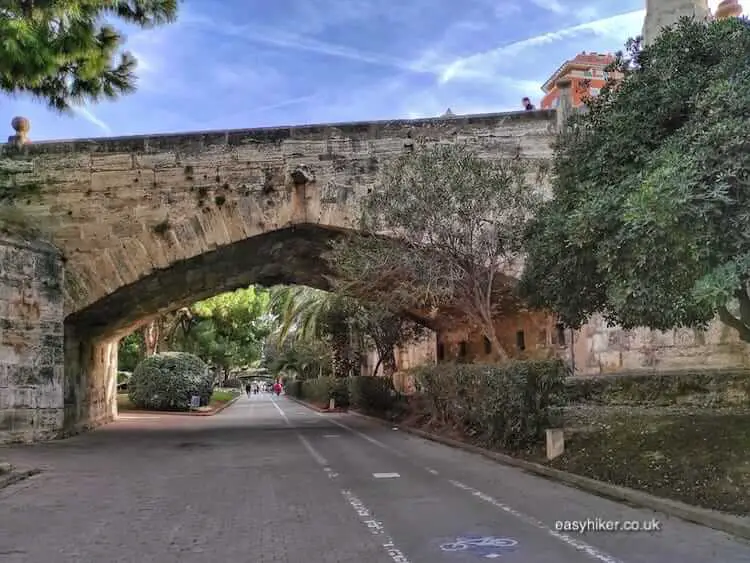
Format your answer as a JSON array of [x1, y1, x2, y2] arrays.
[[459, 341, 468, 358], [436, 342, 445, 361], [483, 336, 492, 354], [515, 330, 526, 351], [555, 323, 567, 346]]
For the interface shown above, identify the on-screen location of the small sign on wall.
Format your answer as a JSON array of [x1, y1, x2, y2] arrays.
[[190, 395, 200, 408]]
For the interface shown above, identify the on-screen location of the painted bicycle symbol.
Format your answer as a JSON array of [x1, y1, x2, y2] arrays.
[[440, 535, 518, 557]]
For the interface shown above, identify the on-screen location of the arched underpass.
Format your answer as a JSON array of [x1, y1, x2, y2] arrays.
[[62, 223, 371, 435]]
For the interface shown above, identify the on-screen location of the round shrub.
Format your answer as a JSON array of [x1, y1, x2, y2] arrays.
[[128, 352, 213, 411]]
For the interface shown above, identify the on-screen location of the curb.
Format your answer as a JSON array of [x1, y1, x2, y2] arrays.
[[347, 410, 750, 541], [285, 396, 347, 413], [118, 395, 241, 418], [0, 466, 42, 490]]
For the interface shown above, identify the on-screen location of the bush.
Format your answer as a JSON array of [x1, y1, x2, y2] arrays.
[[128, 352, 213, 411], [298, 377, 350, 407], [349, 376, 396, 413], [411, 360, 568, 451], [222, 378, 242, 389], [285, 380, 303, 398], [563, 368, 750, 407]]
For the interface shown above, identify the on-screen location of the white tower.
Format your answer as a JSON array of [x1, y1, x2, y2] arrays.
[[642, 0, 710, 44]]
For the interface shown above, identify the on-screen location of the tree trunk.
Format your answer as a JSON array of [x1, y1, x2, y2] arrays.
[[372, 355, 384, 377], [142, 320, 160, 357], [485, 324, 510, 362]]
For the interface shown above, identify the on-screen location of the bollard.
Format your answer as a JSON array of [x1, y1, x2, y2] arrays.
[[546, 428, 565, 460], [329, 398, 335, 410]]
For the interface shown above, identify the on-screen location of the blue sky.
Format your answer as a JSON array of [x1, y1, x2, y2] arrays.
[[0, 0, 719, 140]]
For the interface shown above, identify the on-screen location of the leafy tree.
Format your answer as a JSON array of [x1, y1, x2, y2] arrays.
[[263, 333, 332, 380], [327, 143, 543, 359], [0, 0, 178, 111], [175, 287, 272, 380], [118, 330, 144, 371], [521, 17, 750, 342]]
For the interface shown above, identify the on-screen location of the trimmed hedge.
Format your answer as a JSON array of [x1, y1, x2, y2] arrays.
[[563, 368, 750, 407], [411, 360, 568, 450], [349, 376, 397, 413], [128, 352, 213, 411]]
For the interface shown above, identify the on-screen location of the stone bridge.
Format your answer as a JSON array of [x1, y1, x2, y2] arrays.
[[0, 109, 558, 442]]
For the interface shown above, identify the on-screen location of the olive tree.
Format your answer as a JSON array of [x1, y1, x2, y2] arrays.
[[327, 143, 544, 359]]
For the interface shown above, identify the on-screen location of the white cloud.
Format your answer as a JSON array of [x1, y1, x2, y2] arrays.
[[530, 0, 567, 14], [438, 9, 645, 84], [72, 107, 111, 134]]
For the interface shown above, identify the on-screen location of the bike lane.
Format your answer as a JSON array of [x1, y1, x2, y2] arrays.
[[283, 406, 621, 562]]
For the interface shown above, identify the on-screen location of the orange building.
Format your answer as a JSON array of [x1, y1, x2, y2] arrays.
[[540, 52, 621, 110]]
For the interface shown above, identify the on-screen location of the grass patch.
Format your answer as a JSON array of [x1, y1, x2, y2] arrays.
[[209, 389, 238, 405], [544, 409, 750, 515], [381, 398, 750, 516]]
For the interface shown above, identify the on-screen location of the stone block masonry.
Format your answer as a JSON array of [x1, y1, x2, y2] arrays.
[[0, 235, 64, 443]]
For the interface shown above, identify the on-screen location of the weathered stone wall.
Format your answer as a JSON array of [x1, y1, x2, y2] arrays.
[[0, 236, 64, 443], [571, 314, 750, 375], [433, 311, 749, 375]]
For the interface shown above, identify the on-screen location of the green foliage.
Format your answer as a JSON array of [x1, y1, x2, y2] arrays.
[[411, 360, 568, 450], [0, 0, 179, 110], [118, 331, 144, 372], [263, 332, 332, 380], [521, 17, 750, 342], [563, 369, 750, 407], [327, 143, 544, 358], [173, 286, 272, 373], [268, 286, 364, 378], [348, 376, 397, 413], [127, 352, 212, 411]]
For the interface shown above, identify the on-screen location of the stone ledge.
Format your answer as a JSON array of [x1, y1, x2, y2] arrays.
[[116, 394, 241, 417], [0, 464, 42, 490], [344, 410, 750, 541], [7, 110, 557, 155]]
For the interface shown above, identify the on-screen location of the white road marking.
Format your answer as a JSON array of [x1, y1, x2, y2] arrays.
[[373, 473, 400, 479], [341, 489, 411, 563], [323, 434, 340, 438], [294, 399, 623, 562], [449, 480, 622, 563], [271, 399, 330, 467], [326, 418, 407, 457]]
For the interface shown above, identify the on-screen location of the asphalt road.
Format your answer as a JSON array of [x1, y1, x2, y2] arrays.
[[1, 394, 749, 563]]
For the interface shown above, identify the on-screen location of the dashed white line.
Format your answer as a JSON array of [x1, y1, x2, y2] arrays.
[[341, 489, 410, 563], [373, 473, 400, 479], [449, 480, 622, 563], [297, 402, 622, 562], [326, 417, 407, 457]]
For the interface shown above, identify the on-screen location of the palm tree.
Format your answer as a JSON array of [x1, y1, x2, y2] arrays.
[[269, 286, 364, 378]]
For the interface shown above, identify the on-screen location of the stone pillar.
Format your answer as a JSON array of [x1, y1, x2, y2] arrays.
[[62, 325, 118, 436], [0, 236, 65, 443], [555, 78, 574, 133], [642, 0, 710, 45]]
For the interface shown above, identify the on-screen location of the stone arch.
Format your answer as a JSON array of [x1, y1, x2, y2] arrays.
[[61, 224, 356, 434]]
